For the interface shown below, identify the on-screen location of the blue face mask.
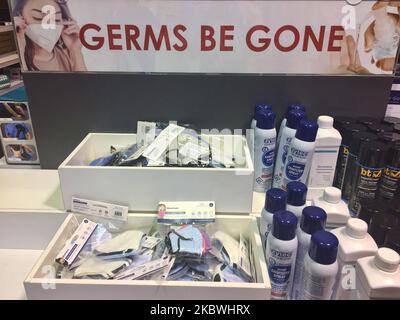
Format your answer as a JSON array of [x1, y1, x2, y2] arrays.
[[167, 225, 205, 258]]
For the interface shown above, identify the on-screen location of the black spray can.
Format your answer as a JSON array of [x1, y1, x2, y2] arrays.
[[342, 132, 378, 200], [333, 123, 366, 190], [378, 142, 400, 201], [349, 141, 389, 215]]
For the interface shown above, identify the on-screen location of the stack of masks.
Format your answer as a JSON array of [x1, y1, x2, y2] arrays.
[[55, 222, 254, 283]]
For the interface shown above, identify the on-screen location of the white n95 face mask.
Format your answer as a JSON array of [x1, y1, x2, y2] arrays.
[[25, 24, 63, 53]]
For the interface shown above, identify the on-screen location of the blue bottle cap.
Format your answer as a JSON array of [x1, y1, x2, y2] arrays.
[[300, 206, 327, 235], [254, 104, 272, 120], [286, 181, 308, 206], [286, 104, 306, 118], [272, 210, 298, 241], [295, 120, 319, 142], [257, 110, 276, 130], [309, 230, 339, 265], [286, 110, 307, 130], [265, 188, 287, 213]]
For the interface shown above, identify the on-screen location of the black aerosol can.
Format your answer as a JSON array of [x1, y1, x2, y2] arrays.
[[377, 142, 400, 201], [349, 141, 389, 215]]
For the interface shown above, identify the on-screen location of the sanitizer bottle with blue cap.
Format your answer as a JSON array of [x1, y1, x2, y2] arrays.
[[299, 230, 339, 300], [260, 188, 287, 250], [286, 181, 308, 224], [273, 110, 307, 188], [266, 210, 298, 300], [277, 104, 306, 148], [254, 110, 277, 192], [292, 206, 327, 300], [281, 119, 319, 189], [250, 104, 272, 161]]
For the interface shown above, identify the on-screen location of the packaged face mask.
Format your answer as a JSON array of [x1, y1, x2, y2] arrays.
[[211, 231, 240, 267], [25, 24, 63, 54], [213, 264, 247, 283], [94, 230, 145, 259], [167, 261, 190, 280], [166, 225, 207, 258], [73, 256, 131, 279]]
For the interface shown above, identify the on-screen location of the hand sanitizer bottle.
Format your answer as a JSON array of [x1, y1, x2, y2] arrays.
[[307, 116, 342, 200], [250, 104, 272, 161], [312, 187, 350, 228], [273, 110, 307, 188], [286, 181, 308, 224], [277, 104, 306, 148], [281, 120, 318, 190], [299, 230, 339, 300], [266, 210, 298, 300], [254, 110, 277, 192], [351, 248, 400, 300], [292, 206, 327, 300], [260, 188, 287, 251], [331, 218, 378, 300]]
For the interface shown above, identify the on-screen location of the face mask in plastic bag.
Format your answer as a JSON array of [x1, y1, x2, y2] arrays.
[[213, 264, 247, 283], [166, 225, 209, 258], [187, 255, 221, 281], [94, 230, 145, 259], [73, 256, 132, 279], [167, 261, 190, 280], [210, 231, 240, 267], [25, 24, 63, 53]]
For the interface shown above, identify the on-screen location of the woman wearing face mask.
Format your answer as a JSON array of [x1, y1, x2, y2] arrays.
[[13, 0, 87, 71]]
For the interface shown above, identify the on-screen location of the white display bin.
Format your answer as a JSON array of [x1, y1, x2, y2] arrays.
[[58, 133, 254, 213], [24, 213, 270, 300]]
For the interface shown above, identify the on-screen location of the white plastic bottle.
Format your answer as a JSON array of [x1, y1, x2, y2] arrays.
[[273, 110, 307, 188], [266, 210, 298, 300], [260, 188, 287, 251], [281, 120, 319, 190], [331, 218, 378, 300], [292, 206, 327, 300], [299, 230, 339, 300], [250, 104, 272, 161], [351, 248, 400, 300], [286, 181, 308, 224], [254, 110, 277, 192], [307, 116, 342, 200], [277, 104, 306, 149], [312, 187, 350, 227]]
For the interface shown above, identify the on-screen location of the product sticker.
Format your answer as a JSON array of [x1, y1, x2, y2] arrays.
[[55, 218, 98, 267], [143, 124, 186, 161], [71, 197, 128, 222], [157, 201, 215, 224], [179, 141, 210, 160], [308, 147, 339, 188], [378, 166, 400, 200]]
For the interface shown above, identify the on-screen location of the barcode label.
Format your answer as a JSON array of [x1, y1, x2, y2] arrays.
[[72, 197, 128, 222]]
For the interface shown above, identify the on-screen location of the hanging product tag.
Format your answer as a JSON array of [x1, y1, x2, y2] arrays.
[[137, 121, 157, 147], [71, 197, 128, 222], [114, 255, 171, 280], [143, 124, 186, 161], [157, 201, 216, 224], [55, 218, 98, 267]]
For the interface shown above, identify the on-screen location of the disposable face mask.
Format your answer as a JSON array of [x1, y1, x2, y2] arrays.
[[73, 256, 131, 279], [167, 225, 206, 258], [94, 230, 145, 259], [25, 24, 63, 54]]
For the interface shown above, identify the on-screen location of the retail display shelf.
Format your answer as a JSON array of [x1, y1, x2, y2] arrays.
[[0, 52, 19, 69]]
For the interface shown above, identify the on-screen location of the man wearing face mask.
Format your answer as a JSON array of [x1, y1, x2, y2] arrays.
[[13, 0, 87, 72]]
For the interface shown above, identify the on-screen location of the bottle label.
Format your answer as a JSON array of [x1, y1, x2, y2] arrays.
[[300, 268, 336, 300], [273, 136, 293, 188], [292, 241, 309, 300], [268, 248, 295, 300], [308, 147, 339, 188], [378, 166, 400, 200], [350, 164, 384, 214], [282, 145, 313, 187], [335, 145, 349, 189], [255, 136, 276, 191]]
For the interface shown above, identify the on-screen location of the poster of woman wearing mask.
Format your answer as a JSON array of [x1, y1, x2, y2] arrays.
[[12, 0, 87, 72]]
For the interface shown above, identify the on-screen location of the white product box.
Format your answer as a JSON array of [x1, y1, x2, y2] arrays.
[[24, 213, 270, 300], [58, 133, 254, 213]]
